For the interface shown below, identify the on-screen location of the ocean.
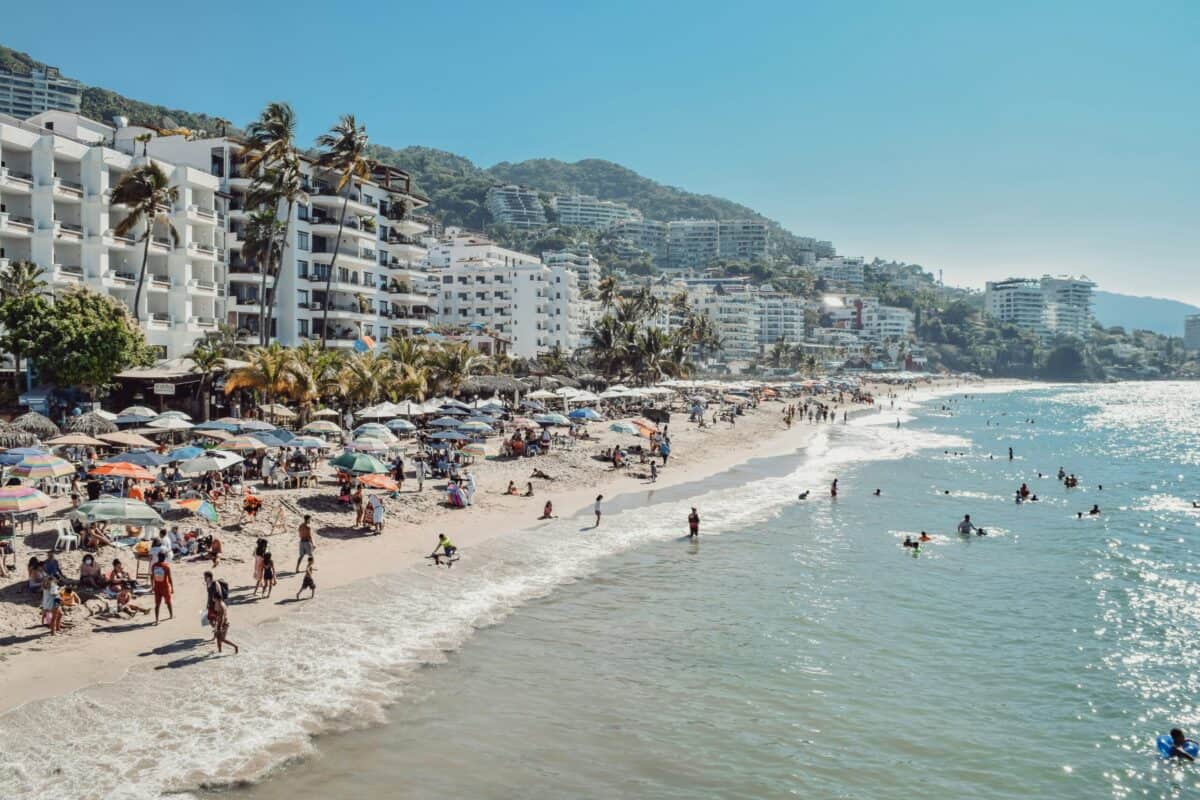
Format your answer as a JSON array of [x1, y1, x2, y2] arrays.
[[3, 382, 1199, 799]]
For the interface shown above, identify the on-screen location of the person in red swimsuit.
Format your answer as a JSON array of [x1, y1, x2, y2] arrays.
[[150, 552, 174, 625]]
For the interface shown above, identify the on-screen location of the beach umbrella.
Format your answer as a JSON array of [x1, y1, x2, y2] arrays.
[[100, 449, 168, 468], [353, 422, 394, 435], [63, 412, 117, 436], [119, 405, 156, 417], [462, 443, 487, 457], [429, 416, 464, 428], [289, 436, 327, 450], [10, 453, 74, 480], [312, 408, 340, 418], [176, 497, 219, 523], [193, 420, 238, 432], [146, 416, 193, 431], [167, 445, 205, 462], [73, 497, 162, 526], [177, 456, 227, 475], [236, 419, 276, 432], [534, 413, 571, 426], [0, 485, 50, 514], [11, 411, 61, 439], [568, 408, 604, 421], [259, 403, 296, 419], [157, 410, 193, 421], [520, 399, 546, 412], [89, 461, 157, 481], [527, 389, 558, 400], [46, 433, 106, 448], [609, 422, 637, 434], [0, 424, 38, 448], [437, 405, 469, 416], [330, 452, 389, 475], [217, 436, 268, 453], [346, 439, 389, 454], [193, 429, 234, 442], [249, 430, 290, 448], [0, 446, 48, 466], [302, 420, 342, 435], [430, 430, 470, 441], [632, 420, 659, 438], [385, 418, 416, 432], [459, 421, 494, 434], [98, 431, 158, 449], [476, 401, 506, 413], [511, 417, 537, 428], [115, 413, 158, 426], [357, 473, 398, 491]]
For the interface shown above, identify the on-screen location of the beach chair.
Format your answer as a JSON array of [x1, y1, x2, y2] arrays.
[[53, 520, 79, 552]]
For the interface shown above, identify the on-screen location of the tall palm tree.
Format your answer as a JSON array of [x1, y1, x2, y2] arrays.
[[240, 206, 285, 343], [287, 341, 344, 423], [0, 260, 50, 396], [339, 350, 392, 407], [385, 362, 429, 403], [205, 322, 248, 360], [187, 339, 226, 420], [315, 115, 372, 348], [385, 335, 427, 372], [223, 342, 294, 408], [111, 163, 179, 323], [596, 275, 617, 309], [425, 342, 489, 396]]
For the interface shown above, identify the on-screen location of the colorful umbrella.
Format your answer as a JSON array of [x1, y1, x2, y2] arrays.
[[146, 416, 193, 430], [119, 405, 156, 417], [217, 436, 268, 452], [430, 430, 471, 441], [568, 408, 604, 421], [511, 417, 537, 428], [459, 421, 495, 434], [329, 452, 389, 475], [346, 439, 389, 453], [167, 445, 206, 462], [0, 446, 48, 466], [101, 449, 168, 467], [157, 410, 193, 421], [176, 497, 219, 523], [430, 416, 464, 428], [193, 420, 239, 432], [534, 413, 571, 426], [10, 453, 75, 480], [609, 422, 637, 434], [236, 420, 276, 432], [302, 420, 342, 434], [462, 443, 487, 456], [357, 473, 398, 491], [46, 433, 106, 448], [89, 461, 157, 480], [72, 497, 162, 525], [0, 485, 50, 513], [385, 419, 416, 432], [312, 409, 340, 418], [289, 436, 327, 449]]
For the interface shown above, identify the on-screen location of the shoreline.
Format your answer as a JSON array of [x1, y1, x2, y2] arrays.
[[0, 379, 985, 720]]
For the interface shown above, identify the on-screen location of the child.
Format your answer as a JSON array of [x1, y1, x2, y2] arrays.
[[540, 501, 555, 520], [296, 556, 316, 600], [261, 552, 276, 598], [116, 586, 149, 617], [209, 534, 223, 568]]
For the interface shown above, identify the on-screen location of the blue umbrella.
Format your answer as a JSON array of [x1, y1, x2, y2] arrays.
[[430, 430, 471, 441], [115, 413, 156, 426], [269, 427, 296, 443], [438, 405, 469, 416], [430, 416, 464, 428], [167, 445, 205, 462], [249, 430, 289, 448], [385, 419, 417, 432], [101, 449, 168, 467], [521, 399, 546, 412], [534, 413, 571, 426], [0, 447, 47, 466], [236, 420, 276, 432], [193, 420, 238, 432], [466, 415, 498, 424], [568, 408, 603, 421]]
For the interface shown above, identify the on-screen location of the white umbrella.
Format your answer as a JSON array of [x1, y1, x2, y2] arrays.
[[528, 389, 558, 400], [146, 416, 193, 430], [157, 410, 193, 421], [312, 408, 340, 418]]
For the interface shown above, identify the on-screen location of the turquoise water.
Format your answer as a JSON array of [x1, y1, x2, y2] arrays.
[[230, 382, 1200, 799]]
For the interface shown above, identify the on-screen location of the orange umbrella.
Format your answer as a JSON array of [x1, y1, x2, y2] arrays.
[[358, 474, 398, 491], [632, 420, 659, 438], [89, 461, 156, 481]]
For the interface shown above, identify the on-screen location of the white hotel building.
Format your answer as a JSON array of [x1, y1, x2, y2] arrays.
[[148, 134, 433, 348], [984, 274, 1095, 339], [426, 232, 587, 358], [0, 111, 225, 357], [550, 194, 642, 229]]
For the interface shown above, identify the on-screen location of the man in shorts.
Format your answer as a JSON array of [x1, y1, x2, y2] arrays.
[[296, 514, 314, 573], [150, 551, 174, 624]]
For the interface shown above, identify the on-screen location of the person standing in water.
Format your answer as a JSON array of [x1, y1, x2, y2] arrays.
[[830, 479, 839, 498], [687, 508, 700, 539], [957, 514, 978, 535], [594, 494, 604, 527]]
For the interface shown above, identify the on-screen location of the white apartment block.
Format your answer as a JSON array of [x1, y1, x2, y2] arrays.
[[608, 218, 668, 262], [1185, 314, 1200, 351], [691, 283, 761, 361], [985, 274, 1094, 340], [429, 232, 584, 358], [860, 304, 915, 341], [756, 288, 807, 345], [542, 247, 601, 294], [1, 111, 224, 358], [148, 134, 431, 348], [815, 256, 865, 290], [485, 185, 546, 229], [551, 193, 641, 229], [666, 220, 720, 269], [718, 220, 769, 262], [0, 66, 81, 119]]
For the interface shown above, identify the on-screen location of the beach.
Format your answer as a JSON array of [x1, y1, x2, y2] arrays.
[[0, 380, 955, 727]]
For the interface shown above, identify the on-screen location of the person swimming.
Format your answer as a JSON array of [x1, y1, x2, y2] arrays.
[[1089, 504, 1101, 515], [873, 489, 881, 497], [1166, 728, 1197, 761], [798, 490, 810, 500], [919, 531, 931, 542]]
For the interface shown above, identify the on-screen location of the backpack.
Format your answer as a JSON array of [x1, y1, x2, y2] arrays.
[[217, 579, 230, 601]]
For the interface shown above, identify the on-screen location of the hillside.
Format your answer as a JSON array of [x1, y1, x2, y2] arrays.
[[1092, 291, 1199, 337]]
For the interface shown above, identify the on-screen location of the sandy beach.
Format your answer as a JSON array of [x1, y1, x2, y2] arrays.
[[0, 380, 962, 720]]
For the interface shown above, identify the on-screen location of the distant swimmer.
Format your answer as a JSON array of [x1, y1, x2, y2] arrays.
[[1163, 728, 1198, 762], [1057, 467, 1067, 481], [902, 536, 916, 548], [830, 479, 838, 499], [1009, 447, 1014, 460], [798, 491, 810, 500], [1194, 501, 1200, 509], [1089, 504, 1101, 516], [687, 507, 700, 539], [919, 531, 931, 542], [873, 489, 882, 497]]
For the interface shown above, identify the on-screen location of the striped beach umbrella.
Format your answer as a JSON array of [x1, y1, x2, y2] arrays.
[[0, 485, 50, 514], [10, 453, 75, 480]]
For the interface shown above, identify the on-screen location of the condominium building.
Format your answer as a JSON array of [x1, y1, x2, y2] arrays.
[[542, 247, 601, 294], [0, 65, 82, 119], [860, 304, 915, 341], [429, 232, 584, 358], [690, 282, 761, 361], [148, 133, 432, 348], [717, 220, 769, 263], [756, 287, 807, 345], [984, 278, 1045, 335], [666, 220, 720, 269], [608, 218, 668, 263], [985, 274, 1095, 339], [1185, 314, 1200, 351], [1, 110, 224, 358], [485, 185, 546, 229], [815, 256, 865, 290], [551, 193, 641, 229]]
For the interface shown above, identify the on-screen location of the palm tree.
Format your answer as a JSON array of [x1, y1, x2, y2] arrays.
[[204, 322, 248, 360], [339, 350, 391, 407], [187, 339, 226, 420], [385, 335, 427, 372], [0, 260, 50, 396], [385, 362, 429, 402], [240, 206, 285, 344], [287, 341, 344, 423], [111, 163, 179, 323], [425, 342, 489, 396], [224, 343, 293, 408], [596, 275, 617, 309], [315, 115, 372, 348]]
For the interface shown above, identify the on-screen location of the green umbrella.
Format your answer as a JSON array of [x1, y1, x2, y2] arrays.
[[329, 452, 390, 475], [72, 498, 163, 526]]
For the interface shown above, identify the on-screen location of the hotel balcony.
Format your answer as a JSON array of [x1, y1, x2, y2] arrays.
[[185, 204, 218, 226], [54, 221, 84, 240], [0, 167, 34, 194], [183, 315, 218, 332], [310, 184, 377, 217], [0, 213, 35, 237], [147, 313, 173, 331], [310, 245, 375, 269], [147, 273, 173, 292], [188, 241, 218, 261], [188, 278, 218, 295], [51, 264, 84, 283], [52, 177, 84, 201]]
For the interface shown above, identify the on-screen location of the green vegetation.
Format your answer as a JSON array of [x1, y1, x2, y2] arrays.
[[0, 44, 44, 75]]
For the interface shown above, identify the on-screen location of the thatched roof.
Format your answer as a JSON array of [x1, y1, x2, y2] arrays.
[[461, 375, 525, 395], [64, 411, 119, 436], [11, 411, 61, 439], [0, 423, 37, 448]]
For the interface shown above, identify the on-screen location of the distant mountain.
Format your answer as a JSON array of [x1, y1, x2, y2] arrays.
[[1092, 291, 1199, 336]]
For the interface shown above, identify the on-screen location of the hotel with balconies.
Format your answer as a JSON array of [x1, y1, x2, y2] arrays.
[[147, 134, 433, 349], [0, 110, 225, 357]]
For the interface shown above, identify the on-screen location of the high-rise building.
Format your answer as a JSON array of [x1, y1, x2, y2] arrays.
[[1183, 314, 1200, 350], [984, 278, 1046, 336], [1, 111, 224, 357], [756, 287, 807, 345], [608, 219, 667, 262], [485, 185, 546, 229], [815, 257, 865, 290], [666, 220, 720, 269], [984, 274, 1095, 339], [551, 194, 641, 229], [0, 65, 81, 119], [148, 131, 432, 348], [542, 248, 601, 294], [717, 220, 769, 262]]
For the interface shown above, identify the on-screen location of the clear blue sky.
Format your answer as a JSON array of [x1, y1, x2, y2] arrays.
[[9, 1, 1199, 303]]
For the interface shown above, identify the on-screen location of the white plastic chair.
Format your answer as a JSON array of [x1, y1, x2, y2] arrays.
[[54, 520, 79, 552]]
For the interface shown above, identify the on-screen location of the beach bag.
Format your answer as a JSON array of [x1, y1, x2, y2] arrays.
[[200, 611, 210, 627]]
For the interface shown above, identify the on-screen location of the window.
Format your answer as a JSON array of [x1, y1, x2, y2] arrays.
[[298, 319, 309, 338], [297, 232, 310, 251], [297, 259, 309, 278], [297, 289, 309, 307]]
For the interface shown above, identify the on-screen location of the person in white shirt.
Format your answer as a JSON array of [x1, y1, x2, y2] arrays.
[[594, 494, 603, 528]]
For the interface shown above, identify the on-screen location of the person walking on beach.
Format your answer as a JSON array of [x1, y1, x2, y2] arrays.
[[296, 556, 316, 600], [594, 494, 604, 528], [151, 552, 174, 624], [296, 515, 314, 573], [688, 507, 700, 539], [205, 571, 239, 654]]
